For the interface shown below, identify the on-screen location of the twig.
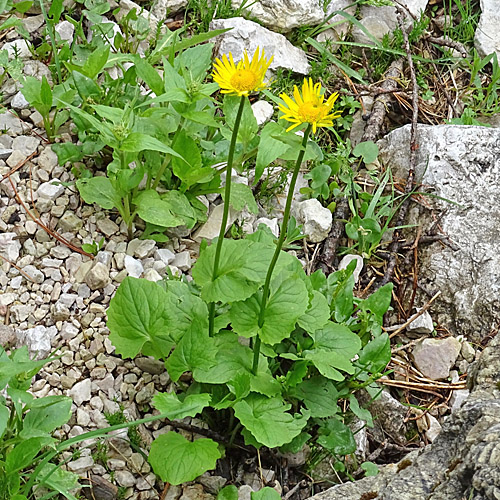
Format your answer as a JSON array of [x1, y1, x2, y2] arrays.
[[284, 481, 307, 500], [379, 9, 419, 287], [0, 151, 38, 183], [384, 290, 441, 337], [380, 379, 466, 392], [160, 482, 170, 500], [425, 36, 468, 58], [0, 253, 35, 282]]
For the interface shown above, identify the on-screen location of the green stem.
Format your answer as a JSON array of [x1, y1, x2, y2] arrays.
[[208, 95, 246, 336], [151, 118, 185, 190], [39, 0, 61, 84], [251, 124, 312, 375]]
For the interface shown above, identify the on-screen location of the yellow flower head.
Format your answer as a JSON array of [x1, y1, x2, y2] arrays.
[[212, 47, 273, 96], [279, 78, 341, 133]]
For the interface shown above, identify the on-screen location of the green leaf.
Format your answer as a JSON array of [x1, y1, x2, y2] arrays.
[[152, 393, 211, 420], [162, 190, 197, 228], [279, 431, 311, 454], [6, 437, 53, 473], [134, 56, 164, 96], [345, 216, 381, 244], [357, 333, 390, 373], [134, 190, 185, 228], [76, 176, 121, 210], [292, 377, 339, 418], [353, 141, 379, 164], [254, 122, 291, 183], [72, 70, 101, 99], [121, 133, 184, 160], [349, 394, 373, 427], [165, 326, 217, 382], [40, 76, 53, 108], [359, 283, 393, 321], [361, 461, 379, 476], [21, 396, 72, 437], [192, 239, 273, 303], [0, 404, 8, 438], [233, 394, 310, 448], [107, 277, 175, 359], [230, 275, 309, 345], [82, 45, 110, 79], [217, 485, 238, 500], [317, 419, 356, 455], [251, 488, 282, 500], [222, 183, 258, 214], [148, 432, 221, 485], [39, 463, 79, 499], [297, 291, 330, 333]]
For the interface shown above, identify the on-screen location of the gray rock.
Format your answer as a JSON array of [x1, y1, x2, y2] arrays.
[[67, 456, 94, 474], [82, 475, 118, 500], [172, 250, 191, 271], [22, 264, 44, 284], [338, 254, 364, 283], [114, 470, 136, 488], [194, 203, 238, 242], [55, 20, 74, 41], [154, 248, 175, 265], [317, 0, 355, 45], [0, 232, 21, 261], [475, 0, 500, 58], [406, 309, 434, 335], [461, 340, 476, 363], [127, 238, 156, 259], [3, 39, 31, 59], [251, 100, 274, 126], [135, 357, 165, 375], [57, 211, 83, 232], [255, 217, 279, 237], [151, 0, 187, 17], [12, 135, 40, 156], [37, 181, 64, 201], [0, 148, 13, 159], [143, 268, 162, 282], [69, 379, 92, 405], [0, 111, 24, 135], [38, 145, 58, 173], [85, 262, 110, 290], [11, 91, 29, 110], [295, 199, 333, 243], [379, 125, 500, 343], [412, 337, 461, 380], [210, 17, 311, 75], [0, 325, 16, 347], [96, 218, 119, 237], [231, 0, 324, 33], [308, 333, 500, 500], [17, 325, 56, 359], [124, 255, 143, 278]]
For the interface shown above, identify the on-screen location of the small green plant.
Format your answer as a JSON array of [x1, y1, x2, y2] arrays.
[[81, 237, 105, 256]]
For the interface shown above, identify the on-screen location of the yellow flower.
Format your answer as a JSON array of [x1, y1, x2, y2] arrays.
[[279, 78, 341, 133], [212, 47, 273, 96]]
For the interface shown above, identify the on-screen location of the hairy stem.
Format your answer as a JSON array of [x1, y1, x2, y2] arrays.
[[208, 95, 246, 336], [251, 125, 312, 374]]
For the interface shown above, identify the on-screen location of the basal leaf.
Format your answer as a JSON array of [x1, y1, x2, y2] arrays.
[[230, 275, 308, 345], [222, 182, 258, 214], [255, 122, 291, 183], [251, 488, 282, 500], [0, 404, 8, 438], [233, 394, 310, 448], [359, 283, 393, 321], [317, 418, 356, 455], [152, 392, 211, 420], [217, 485, 238, 500], [292, 377, 339, 418], [148, 432, 220, 485], [76, 176, 121, 210], [357, 333, 390, 373], [107, 277, 174, 359], [297, 291, 330, 333], [192, 239, 273, 303], [21, 396, 72, 437], [121, 132, 185, 160], [349, 394, 373, 427], [134, 190, 185, 228]]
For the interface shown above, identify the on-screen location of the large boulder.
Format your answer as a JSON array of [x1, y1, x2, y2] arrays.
[[475, 0, 500, 59], [378, 125, 500, 344], [308, 332, 500, 500]]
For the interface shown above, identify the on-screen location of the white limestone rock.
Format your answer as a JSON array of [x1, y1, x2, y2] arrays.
[[475, 0, 500, 58], [251, 100, 274, 126], [210, 17, 311, 75], [231, 0, 324, 33], [295, 199, 332, 243], [412, 337, 461, 380]]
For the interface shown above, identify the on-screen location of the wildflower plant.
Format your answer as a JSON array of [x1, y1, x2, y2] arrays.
[[107, 50, 393, 484]]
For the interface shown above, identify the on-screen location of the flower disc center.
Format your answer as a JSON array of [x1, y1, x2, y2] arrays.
[[298, 101, 323, 123], [230, 69, 259, 92]]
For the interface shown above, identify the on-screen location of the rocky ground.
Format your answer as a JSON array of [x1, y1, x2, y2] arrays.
[[1, 0, 500, 499]]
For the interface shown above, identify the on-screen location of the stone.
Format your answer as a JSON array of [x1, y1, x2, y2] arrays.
[[17, 325, 56, 359], [85, 262, 110, 290], [308, 333, 500, 500], [295, 199, 332, 243], [0, 148, 12, 159], [338, 254, 364, 283], [97, 218, 119, 237], [143, 268, 162, 282], [231, 0, 324, 33], [154, 248, 175, 265], [210, 18, 311, 75], [127, 238, 156, 259], [0, 232, 21, 261], [12, 135, 40, 156], [475, 0, 500, 59], [317, 0, 355, 46], [58, 211, 83, 232], [135, 357, 165, 375], [406, 309, 434, 335], [151, 0, 187, 17], [82, 475, 118, 500], [38, 145, 58, 173], [10, 91, 29, 110], [114, 470, 136, 488], [251, 100, 274, 126], [22, 264, 44, 284], [461, 340, 476, 363], [3, 39, 31, 59], [0, 111, 24, 135], [124, 255, 143, 278], [424, 413, 442, 443], [255, 217, 279, 237], [172, 250, 191, 271], [379, 125, 500, 343], [116, 0, 160, 38], [67, 456, 94, 474], [412, 337, 461, 380], [37, 181, 65, 201], [193, 204, 238, 242], [55, 20, 75, 41], [0, 325, 16, 347], [69, 379, 92, 405]]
